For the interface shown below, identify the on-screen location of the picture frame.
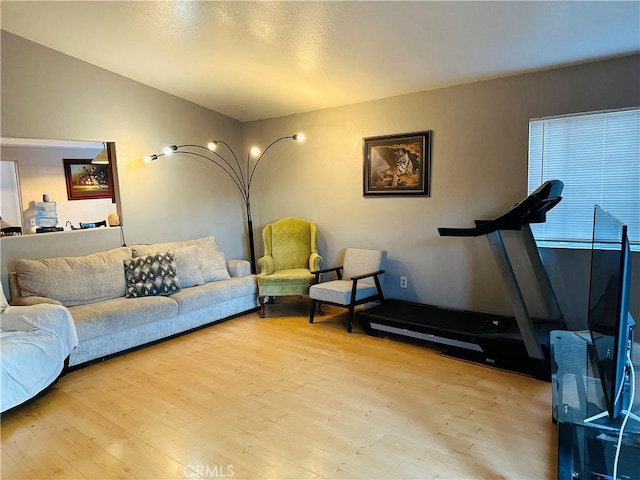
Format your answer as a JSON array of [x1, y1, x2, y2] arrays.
[[363, 130, 432, 197], [63, 159, 114, 201]]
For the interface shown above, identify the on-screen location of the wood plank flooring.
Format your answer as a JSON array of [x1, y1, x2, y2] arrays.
[[1, 300, 557, 479]]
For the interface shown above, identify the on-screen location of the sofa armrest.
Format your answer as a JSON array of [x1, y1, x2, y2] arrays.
[[9, 296, 62, 307], [8, 272, 20, 301], [226, 259, 252, 278]]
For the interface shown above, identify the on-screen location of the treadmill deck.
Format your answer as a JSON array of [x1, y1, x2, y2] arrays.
[[357, 299, 566, 379]]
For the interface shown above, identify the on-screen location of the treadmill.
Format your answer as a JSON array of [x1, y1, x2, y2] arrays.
[[356, 180, 567, 380]]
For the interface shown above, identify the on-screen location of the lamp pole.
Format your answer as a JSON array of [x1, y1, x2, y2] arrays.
[[144, 134, 303, 273]]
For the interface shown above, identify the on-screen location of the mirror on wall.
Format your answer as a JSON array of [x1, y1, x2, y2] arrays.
[[0, 160, 23, 233], [0, 138, 121, 235]]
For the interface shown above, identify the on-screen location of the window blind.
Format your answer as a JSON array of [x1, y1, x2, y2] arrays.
[[528, 108, 639, 248]]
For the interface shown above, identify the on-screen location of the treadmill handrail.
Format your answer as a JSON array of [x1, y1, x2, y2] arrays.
[[438, 180, 563, 237]]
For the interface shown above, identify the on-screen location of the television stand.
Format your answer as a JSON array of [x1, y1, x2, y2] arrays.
[[584, 409, 640, 425], [551, 330, 640, 480]]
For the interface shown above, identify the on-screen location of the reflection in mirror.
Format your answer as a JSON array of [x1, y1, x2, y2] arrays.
[[0, 161, 23, 234], [0, 138, 120, 235]]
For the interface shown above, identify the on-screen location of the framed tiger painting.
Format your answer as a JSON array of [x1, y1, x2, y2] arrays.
[[363, 131, 431, 197]]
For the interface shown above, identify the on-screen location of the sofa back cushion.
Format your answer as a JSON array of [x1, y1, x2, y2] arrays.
[[170, 245, 205, 287], [132, 236, 229, 283], [14, 247, 132, 307]]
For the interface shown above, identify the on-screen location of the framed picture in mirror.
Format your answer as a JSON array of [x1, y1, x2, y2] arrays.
[[63, 159, 114, 201]]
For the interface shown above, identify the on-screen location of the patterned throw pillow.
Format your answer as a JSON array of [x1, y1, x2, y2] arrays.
[[124, 251, 181, 298]]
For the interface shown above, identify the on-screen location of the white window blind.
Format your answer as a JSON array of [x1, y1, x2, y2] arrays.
[[528, 108, 640, 248]]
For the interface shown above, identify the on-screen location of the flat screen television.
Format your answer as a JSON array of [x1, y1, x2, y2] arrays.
[[587, 205, 635, 421]]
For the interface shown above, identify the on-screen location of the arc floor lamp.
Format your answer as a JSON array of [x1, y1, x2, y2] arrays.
[[144, 133, 304, 273]]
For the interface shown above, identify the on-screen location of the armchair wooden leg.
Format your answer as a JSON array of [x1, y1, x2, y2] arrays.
[[347, 306, 356, 333], [309, 301, 325, 324], [309, 299, 316, 323], [259, 296, 266, 318]]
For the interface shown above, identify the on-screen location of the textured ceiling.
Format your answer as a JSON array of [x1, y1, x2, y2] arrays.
[[2, 1, 639, 122]]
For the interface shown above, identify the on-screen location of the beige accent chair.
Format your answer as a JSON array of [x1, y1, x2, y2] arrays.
[[257, 217, 322, 318], [309, 248, 386, 332]]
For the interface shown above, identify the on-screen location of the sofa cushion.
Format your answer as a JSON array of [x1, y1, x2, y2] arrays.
[[124, 252, 181, 298], [132, 236, 230, 283], [130, 243, 203, 288], [69, 295, 179, 341], [309, 280, 379, 305], [198, 250, 231, 282], [169, 275, 257, 315], [14, 247, 132, 307], [172, 246, 205, 288], [132, 236, 219, 258]]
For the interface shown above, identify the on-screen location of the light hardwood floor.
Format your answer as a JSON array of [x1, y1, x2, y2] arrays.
[[1, 301, 557, 479]]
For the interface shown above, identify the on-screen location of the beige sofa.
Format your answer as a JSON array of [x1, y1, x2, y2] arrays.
[[8, 236, 258, 367]]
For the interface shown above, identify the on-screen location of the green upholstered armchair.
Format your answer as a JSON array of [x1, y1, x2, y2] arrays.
[[257, 217, 322, 318]]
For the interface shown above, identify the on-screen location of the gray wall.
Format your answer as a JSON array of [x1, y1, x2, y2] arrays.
[[2, 30, 638, 338], [1, 30, 247, 255], [244, 55, 640, 337]]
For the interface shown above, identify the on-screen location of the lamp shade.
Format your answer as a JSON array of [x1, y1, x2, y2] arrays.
[[91, 148, 109, 165]]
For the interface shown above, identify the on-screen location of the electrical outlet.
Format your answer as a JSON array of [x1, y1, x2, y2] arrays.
[[400, 276, 407, 288], [29, 217, 36, 227]]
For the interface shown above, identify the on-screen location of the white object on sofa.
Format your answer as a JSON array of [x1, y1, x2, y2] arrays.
[[1, 285, 78, 412]]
